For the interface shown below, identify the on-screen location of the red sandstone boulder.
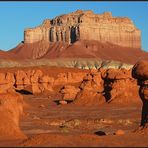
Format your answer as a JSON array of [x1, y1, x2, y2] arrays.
[[80, 73, 104, 92], [31, 83, 43, 94], [54, 73, 68, 85], [74, 73, 106, 106], [39, 75, 54, 92], [141, 80, 148, 101], [31, 70, 43, 94], [39, 75, 54, 84], [54, 72, 86, 85], [6, 72, 15, 84], [15, 70, 31, 89], [132, 60, 148, 80], [60, 85, 80, 100], [31, 70, 43, 83], [0, 72, 15, 93], [103, 69, 140, 103], [104, 68, 132, 80], [67, 72, 86, 83], [0, 92, 26, 140], [132, 61, 148, 101], [74, 90, 105, 106], [0, 73, 6, 84], [114, 129, 125, 135], [109, 79, 140, 103], [59, 100, 68, 105]]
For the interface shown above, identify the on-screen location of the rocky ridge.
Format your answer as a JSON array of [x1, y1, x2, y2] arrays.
[[0, 67, 141, 105]]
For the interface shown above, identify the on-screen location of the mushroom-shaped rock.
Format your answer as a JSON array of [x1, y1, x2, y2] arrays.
[[132, 60, 148, 80]]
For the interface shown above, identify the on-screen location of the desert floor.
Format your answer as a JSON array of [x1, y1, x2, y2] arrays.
[[0, 91, 147, 147]]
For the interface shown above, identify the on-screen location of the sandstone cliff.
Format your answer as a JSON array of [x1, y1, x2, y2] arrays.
[[24, 10, 141, 48]]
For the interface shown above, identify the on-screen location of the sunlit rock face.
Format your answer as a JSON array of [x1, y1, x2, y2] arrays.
[[0, 92, 26, 140], [132, 60, 148, 103], [24, 10, 141, 48]]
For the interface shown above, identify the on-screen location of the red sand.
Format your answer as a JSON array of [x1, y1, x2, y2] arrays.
[[4, 40, 148, 64]]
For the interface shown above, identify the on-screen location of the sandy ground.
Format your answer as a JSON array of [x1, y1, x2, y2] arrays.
[[0, 91, 147, 147]]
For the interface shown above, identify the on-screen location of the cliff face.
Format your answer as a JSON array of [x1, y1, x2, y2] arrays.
[[24, 10, 141, 48]]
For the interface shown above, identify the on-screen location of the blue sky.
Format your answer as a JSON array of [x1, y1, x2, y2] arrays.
[[0, 2, 148, 51]]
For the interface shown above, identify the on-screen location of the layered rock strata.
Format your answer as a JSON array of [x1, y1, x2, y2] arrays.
[[24, 10, 141, 48]]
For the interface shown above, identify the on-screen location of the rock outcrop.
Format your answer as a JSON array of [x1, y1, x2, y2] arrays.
[[0, 69, 87, 95], [24, 10, 141, 48], [0, 92, 26, 140], [103, 68, 140, 103], [0, 66, 143, 106], [60, 85, 80, 101], [132, 60, 148, 80], [54, 72, 86, 85], [74, 72, 106, 106], [132, 60, 148, 128], [15, 69, 54, 94], [0, 72, 15, 93], [24, 19, 51, 44]]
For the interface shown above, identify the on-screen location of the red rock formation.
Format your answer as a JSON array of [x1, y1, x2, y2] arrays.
[[15, 69, 54, 94], [141, 80, 148, 100], [30, 69, 44, 94], [39, 75, 54, 92], [132, 60, 148, 102], [60, 85, 80, 101], [0, 92, 26, 140], [54, 72, 86, 85], [103, 68, 140, 103], [132, 60, 148, 80], [15, 70, 31, 89], [0, 66, 145, 106], [0, 72, 15, 93], [132, 60, 148, 128], [74, 72, 106, 106]]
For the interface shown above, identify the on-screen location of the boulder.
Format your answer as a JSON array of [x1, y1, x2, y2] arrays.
[[0, 72, 15, 93], [15, 70, 31, 89], [31, 70, 43, 83], [74, 90, 105, 106], [132, 60, 148, 80], [31, 70, 43, 94], [59, 100, 68, 105], [60, 85, 80, 100], [103, 69, 140, 103], [54, 72, 86, 86], [104, 68, 132, 80], [0, 92, 26, 140], [74, 73, 106, 106], [114, 130, 125, 135]]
